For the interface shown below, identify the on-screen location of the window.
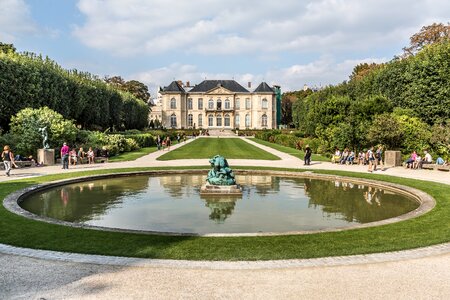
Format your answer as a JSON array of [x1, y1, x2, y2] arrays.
[[188, 114, 193, 127], [224, 114, 230, 127], [217, 99, 222, 110], [187, 98, 193, 110], [262, 98, 268, 109], [235, 115, 240, 127], [170, 98, 176, 109], [170, 114, 177, 128], [198, 114, 203, 127], [208, 99, 214, 109], [245, 114, 251, 128], [235, 98, 240, 109], [208, 114, 214, 126], [245, 98, 251, 109], [198, 98, 203, 110], [261, 114, 268, 127], [224, 99, 230, 109], [216, 114, 222, 126]]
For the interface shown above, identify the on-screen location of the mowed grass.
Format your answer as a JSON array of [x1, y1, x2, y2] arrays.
[[0, 167, 449, 261], [108, 147, 158, 162], [157, 138, 280, 160], [252, 138, 329, 162]]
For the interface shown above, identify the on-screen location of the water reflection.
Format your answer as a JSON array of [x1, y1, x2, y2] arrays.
[[20, 174, 419, 234]]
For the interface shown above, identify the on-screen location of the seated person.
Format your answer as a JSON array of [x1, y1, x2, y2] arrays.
[[420, 150, 433, 168], [332, 148, 341, 163], [358, 151, 365, 165], [69, 148, 78, 165], [340, 149, 349, 164], [347, 151, 355, 164], [413, 155, 422, 169], [436, 157, 445, 165], [77, 147, 85, 164], [405, 151, 417, 168], [87, 147, 95, 164]]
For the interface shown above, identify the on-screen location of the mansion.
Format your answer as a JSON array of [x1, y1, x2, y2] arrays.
[[149, 80, 281, 130]]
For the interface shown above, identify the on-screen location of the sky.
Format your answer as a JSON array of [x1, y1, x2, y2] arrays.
[[1, 0, 449, 96]]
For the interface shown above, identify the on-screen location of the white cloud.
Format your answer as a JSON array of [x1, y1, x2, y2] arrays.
[[0, 0, 37, 42], [132, 56, 389, 96], [73, 0, 450, 56]]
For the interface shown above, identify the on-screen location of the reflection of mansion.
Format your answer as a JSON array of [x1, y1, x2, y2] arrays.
[[150, 80, 281, 129]]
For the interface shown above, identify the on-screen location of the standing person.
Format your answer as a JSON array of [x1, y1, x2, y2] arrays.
[[166, 136, 171, 151], [304, 144, 312, 166], [60, 142, 70, 169], [367, 146, 375, 172], [2, 145, 15, 176], [87, 147, 95, 164], [156, 135, 162, 150], [376, 146, 384, 171]]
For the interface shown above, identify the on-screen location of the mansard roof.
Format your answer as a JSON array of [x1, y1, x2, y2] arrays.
[[254, 82, 274, 93], [189, 80, 249, 93], [163, 81, 185, 93]]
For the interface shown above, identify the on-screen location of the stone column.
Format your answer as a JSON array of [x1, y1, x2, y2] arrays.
[[384, 151, 402, 167], [37, 149, 55, 166]]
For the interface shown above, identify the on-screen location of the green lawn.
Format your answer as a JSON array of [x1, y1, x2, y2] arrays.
[[157, 138, 280, 160], [1, 167, 449, 261], [108, 147, 158, 162], [252, 138, 329, 162]]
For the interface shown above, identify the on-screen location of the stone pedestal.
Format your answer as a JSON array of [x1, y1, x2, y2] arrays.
[[385, 150, 402, 167], [37, 149, 55, 166], [200, 183, 242, 195]]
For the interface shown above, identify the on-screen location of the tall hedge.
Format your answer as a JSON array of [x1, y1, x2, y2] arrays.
[[0, 51, 148, 131]]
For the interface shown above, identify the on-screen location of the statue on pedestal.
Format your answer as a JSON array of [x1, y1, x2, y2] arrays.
[[206, 155, 236, 185], [38, 126, 50, 149]]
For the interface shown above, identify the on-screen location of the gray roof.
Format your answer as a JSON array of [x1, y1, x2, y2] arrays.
[[254, 82, 274, 93], [189, 80, 249, 93], [163, 81, 185, 93]]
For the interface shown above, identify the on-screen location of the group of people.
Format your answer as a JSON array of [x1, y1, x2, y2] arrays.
[[332, 146, 384, 172], [156, 135, 172, 151], [404, 150, 439, 169], [60, 143, 96, 169]]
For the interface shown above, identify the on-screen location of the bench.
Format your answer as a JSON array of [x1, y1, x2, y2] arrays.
[[0, 160, 33, 170]]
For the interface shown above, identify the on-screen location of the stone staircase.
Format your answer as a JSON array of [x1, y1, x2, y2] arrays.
[[207, 129, 237, 137]]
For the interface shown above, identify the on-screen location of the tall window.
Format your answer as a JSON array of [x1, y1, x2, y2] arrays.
[[262, 98, 268, 109], [245, 114, 251, 128], [170, 114, 177, 128], [235, 98, 240, 109], [224, 99, 230, 109], [224, 114, 230, 127], [198, 98, 203, 110], [208, 114, 214, 126], [198, 114, 203, 127], [216, 114, 222, 126], [170, 98, 176, 109], [187, 98, 193, 110], [245, 98, 251, 109], [188, 114, 193, 127], [217, 99, 222, 110], [208, 99, 214, 109], [235, 114, 240, 127], [261, 114, 268, 127]]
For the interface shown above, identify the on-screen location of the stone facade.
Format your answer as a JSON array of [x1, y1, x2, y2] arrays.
[[154, 80, 279, 129]]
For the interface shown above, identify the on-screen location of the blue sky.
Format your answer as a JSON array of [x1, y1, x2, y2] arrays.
[[1, 0, 449, 95]]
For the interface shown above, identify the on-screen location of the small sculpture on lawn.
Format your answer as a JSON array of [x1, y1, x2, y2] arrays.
[[206, 155, 236, 186]]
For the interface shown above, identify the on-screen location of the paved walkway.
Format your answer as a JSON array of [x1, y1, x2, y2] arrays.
[[1, 136, 449, 299]]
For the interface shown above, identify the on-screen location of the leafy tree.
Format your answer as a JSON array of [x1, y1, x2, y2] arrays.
[[367, 113, 403, 150], [0, 42, 16, 54], [105, 76, 151, 103], [9, 107, 78, 155], [403, 22, 450, 56]]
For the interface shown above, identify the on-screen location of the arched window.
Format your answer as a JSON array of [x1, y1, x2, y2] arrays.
[[245, 114, 251, 128], [198, 114, 203, 127], [217, 99, 222, 110], [187, 98, 193, 110], [262, 98, 268, 109], [170, 114, 177, 128], [224, 114, 230, 127], [188, 114, 193, 127], [224, 99, 230, 109], [208, 114, 214, 127], [235, 114, 240, 127], [216, 114, 222, 126], [261, 114, 268, 127], [170, 98, 176, 109], [208, 99, 214, 109]]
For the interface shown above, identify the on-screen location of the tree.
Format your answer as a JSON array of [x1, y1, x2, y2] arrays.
[[0, 42, 16, 54], [349, 63, 380, 81], [367, 114, 403, 150], [105, 76, 151, 103], [403, 22, 450, 56]]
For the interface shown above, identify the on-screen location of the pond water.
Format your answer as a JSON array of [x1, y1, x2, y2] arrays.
[[20, 174, 419, 234]]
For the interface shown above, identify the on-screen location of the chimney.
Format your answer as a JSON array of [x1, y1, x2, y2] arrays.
[[248, 82, 251, 88], [186, 81, 190, 87]]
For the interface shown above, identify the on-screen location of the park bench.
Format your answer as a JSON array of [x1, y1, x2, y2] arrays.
[[0, 160, 33, 170]]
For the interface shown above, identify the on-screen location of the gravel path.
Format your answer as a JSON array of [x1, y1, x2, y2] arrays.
[[1, 136, 449, 299]]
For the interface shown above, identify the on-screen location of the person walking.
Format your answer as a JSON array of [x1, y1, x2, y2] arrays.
[[2, 145, 15, 176], [367, 146, 375, 172], [60, 142, 70, 169], [304, 144, 312, 165], [166, 136, 171, 151], [376, 145, 384, 171]]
